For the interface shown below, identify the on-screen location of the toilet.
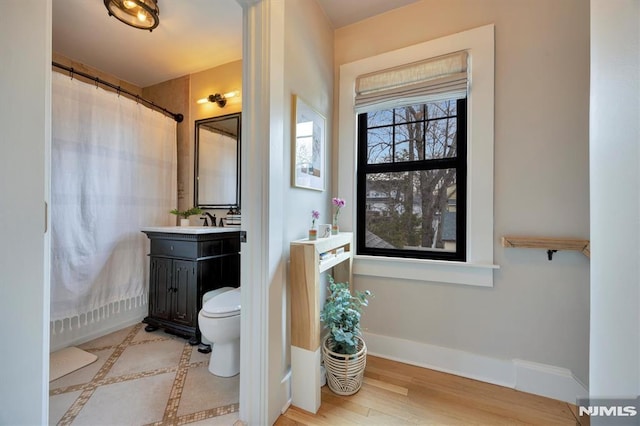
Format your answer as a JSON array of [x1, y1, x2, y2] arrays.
[[198, 287, 241, 377], [200, 287, 235, 350]]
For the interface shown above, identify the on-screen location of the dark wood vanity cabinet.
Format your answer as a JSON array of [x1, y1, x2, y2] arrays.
[[142, 230, 240, 345]]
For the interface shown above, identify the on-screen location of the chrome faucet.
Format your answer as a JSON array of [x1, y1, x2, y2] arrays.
[[202, 212, 217, 227]]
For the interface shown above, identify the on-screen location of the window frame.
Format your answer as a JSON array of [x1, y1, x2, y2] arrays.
[[338, 24, 498, 287], [356, 98, 468, 261]]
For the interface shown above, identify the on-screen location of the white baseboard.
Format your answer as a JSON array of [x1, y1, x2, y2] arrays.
[[513, 359, 588, 402], [50, 308, 146, 352], [280, 369, 292, 414], [363, 331, 588, 404]]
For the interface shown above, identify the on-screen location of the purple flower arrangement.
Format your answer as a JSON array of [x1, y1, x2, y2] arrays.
[[332, 198, 345, 224], [311, 210, 320, 229]]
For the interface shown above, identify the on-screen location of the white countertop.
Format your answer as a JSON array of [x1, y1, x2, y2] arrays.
[[141, 226, 241, 234]]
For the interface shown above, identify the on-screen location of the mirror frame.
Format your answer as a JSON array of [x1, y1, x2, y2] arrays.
[[194, 112, 241, 209]]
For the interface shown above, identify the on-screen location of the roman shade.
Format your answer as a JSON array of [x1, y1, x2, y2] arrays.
[[355, 50, 468, 110]]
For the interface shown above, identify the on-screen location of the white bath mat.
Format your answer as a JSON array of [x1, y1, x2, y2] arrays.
[[50, 347, 98, 382]]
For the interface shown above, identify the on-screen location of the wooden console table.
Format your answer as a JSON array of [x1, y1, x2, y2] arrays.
[[289, 232, 353, 413]]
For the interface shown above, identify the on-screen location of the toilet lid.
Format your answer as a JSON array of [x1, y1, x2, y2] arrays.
[[202, 287, 241, 316]]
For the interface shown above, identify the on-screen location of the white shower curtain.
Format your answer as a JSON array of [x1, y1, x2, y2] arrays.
[[50, 71, 177, 326]]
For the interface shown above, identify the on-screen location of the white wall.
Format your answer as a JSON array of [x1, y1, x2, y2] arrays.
[[271, 0, 334, 419], [589, 0, 640, 398], [334, 0, 591, 397], [237, 0, 334, 422], [0, 1, 51, 424], [282, 5, 334, 235]]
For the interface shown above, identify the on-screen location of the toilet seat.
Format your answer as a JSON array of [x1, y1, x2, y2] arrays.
[[201, 287, 240, 318]]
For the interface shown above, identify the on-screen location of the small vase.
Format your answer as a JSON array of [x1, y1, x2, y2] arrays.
[[331, 223, 339, 235], [308, 229, 318, 241], [180, 218, 190, 227]]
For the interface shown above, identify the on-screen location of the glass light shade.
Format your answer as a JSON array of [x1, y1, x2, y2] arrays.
[[196, 91, 240, 106], [104, 0, 159, 31]]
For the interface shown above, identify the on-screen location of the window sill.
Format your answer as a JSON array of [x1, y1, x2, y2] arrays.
[[353, 255, 499, 287]]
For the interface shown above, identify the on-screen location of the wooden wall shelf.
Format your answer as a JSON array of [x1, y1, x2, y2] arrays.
[[501, 236, 590, 260]]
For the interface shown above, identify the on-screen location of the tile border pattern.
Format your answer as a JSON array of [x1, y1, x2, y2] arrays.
[[51, 324, 239, 425]]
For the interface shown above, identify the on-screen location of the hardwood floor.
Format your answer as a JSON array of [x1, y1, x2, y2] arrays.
[[276, 356, 582, 425]]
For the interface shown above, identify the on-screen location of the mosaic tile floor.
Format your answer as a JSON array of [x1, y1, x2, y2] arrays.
[[49, 323, 240, 425]]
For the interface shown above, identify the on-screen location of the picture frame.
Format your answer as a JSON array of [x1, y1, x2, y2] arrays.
[[292, 94, 325, 191], [318, 224, 332, 238]]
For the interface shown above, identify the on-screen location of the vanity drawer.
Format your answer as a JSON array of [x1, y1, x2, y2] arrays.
[[151, 235, 240, 259], [199, 237, 240, 257], [151, 240, 197, 258]]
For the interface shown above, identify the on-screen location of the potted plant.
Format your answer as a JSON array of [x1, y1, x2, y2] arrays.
[[320, 276, 372, 395], [170, 207, 203, 226]]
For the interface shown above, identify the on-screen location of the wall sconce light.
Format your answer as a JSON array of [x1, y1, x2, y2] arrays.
[[104, 0, 160, 32], [196, 91, 239, 108]]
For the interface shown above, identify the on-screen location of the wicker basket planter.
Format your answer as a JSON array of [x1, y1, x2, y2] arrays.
[[322, 335, 367, 395]]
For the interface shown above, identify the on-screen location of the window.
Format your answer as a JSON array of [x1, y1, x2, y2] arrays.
[[357, 98, 466, 261], [338, 24, 496, 286]]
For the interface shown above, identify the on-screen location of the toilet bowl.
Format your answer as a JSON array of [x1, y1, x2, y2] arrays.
[[198, 287, 241, 377]]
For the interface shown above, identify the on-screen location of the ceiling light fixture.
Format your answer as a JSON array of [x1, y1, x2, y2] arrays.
[[196, 91, 239, 108], [104, 0, 160, 32]]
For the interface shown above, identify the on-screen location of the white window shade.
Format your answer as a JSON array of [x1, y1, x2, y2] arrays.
[[355, 51, 468, 110]]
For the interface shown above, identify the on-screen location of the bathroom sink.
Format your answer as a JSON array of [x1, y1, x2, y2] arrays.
[[140, 226, 241, 234]]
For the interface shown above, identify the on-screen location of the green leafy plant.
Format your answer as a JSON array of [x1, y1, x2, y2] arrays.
[[169, 207, 203, 219], [320, 276, 372, 355]]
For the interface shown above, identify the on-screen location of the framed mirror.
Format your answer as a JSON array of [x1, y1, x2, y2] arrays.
[[194, 112, 241, 208]]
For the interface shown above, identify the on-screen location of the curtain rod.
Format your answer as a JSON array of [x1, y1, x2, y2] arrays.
[[52, 62, 184, 123]]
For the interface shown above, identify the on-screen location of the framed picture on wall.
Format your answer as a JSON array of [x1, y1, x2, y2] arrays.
[[292, 95, 325, 191]]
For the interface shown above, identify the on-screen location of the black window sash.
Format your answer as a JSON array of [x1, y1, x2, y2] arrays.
[[356, 98, 467, 261]]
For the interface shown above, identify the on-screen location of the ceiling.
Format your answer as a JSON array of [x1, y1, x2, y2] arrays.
[[52, 0, 418, 88]]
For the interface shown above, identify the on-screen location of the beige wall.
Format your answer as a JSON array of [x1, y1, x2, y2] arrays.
[[191, 60, 243, 122], [144, 60, 242, 218], [53, 52, 143, 97], [334, 0, 591, 384], [189, 60, 243, 217]]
